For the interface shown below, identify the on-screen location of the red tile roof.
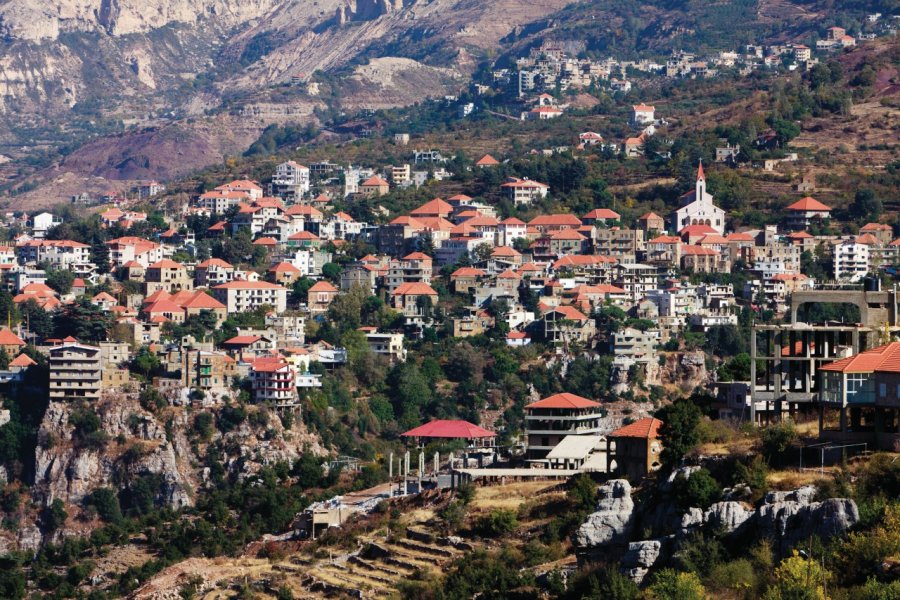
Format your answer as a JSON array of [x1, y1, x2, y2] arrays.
[[0, 328, 25, 347], [526, 392, 600, 410], [401, 419, 496, 439], [786, 197, 831, 212], [475, 154, 500, 166], [609, 417, 662, 439], [820, 342, 900, 374], [583, 208, 621, 220], [392, 282, 438, 296]]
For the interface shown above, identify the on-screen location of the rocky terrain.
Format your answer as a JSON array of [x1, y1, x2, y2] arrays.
[[0, 390, 323, 554], [575, 472, 860, 584]]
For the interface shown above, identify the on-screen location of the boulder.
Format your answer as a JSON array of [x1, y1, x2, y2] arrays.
[[660, 466, 700, 493], [624, 567, 650, 585], [622, 540, 662, 568], [680, 507, 704, 531], [704, 501, 754, 534], [574, 479, 634, 548]]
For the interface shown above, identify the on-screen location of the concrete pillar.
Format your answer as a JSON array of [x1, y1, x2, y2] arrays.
[[750, 328, 757, 425], [434, 452, 439, 475], [389, 452, 393, 479], [840, 406, 847, 433]]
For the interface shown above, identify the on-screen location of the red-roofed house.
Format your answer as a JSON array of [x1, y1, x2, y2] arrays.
[[475, 154, 500, 168], [785, 197, 831, 231], [524, 393, 603, 460], [391, 282, 438, 328], [582, 208, 621, 225], [606, 418, 663, 481], [501, 178, 549, 206], [145, 259, 192, 294], [359, 176, 390, 197], [542, 305, 595, 346], [195, 258, 236, 287], [250, 356, 297, 403], [307, 280, 339, 315], [637, 212, 665, 234], [450, 267, 486, 294], [632, 103, 655, 125], [818, 342, 900, 449], [0, 328, 26, 356], [859, 223, 893, 246], [411, 198, 453, 218], [268, 262, 302, 286]]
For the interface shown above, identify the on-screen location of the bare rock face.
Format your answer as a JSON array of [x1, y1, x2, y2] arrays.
[[574, 479, 635, 549], [33, 396, 193, 510], [0, 0, 281, 42], [704, 501, 753, 534]]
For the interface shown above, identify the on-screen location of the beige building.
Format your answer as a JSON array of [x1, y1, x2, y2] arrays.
[[49, 343, 102, 402], [212, 280, 287, 314], [145, 259, 192, 294]]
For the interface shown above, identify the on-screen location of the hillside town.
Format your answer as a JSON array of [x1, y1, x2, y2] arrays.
[[2, 144, 898, 460]]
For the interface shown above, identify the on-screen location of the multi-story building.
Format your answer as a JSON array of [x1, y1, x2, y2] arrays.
[[270, 161, 310, 199], [107, 237, 164, 269], [612, 327, 660, 367], [391, 282, 439, 329], [594, 228, 644, 261], [16, 240, 91, 269], [49, 343, 102, 402], [194, 258, 236, 287], [834, 238, 871, 282], [182, 350, 238, 393], [307, 281, 339, 315], [784, 197, 832, 231], [212, 280, 287, 314], [524, 392, 603, 460], [145, 259, 192, 294], [500, 177, 549, 206], [250, 357, 297, 404], [386, 252, 433, 292], [364, 330, 407, 362], [613, 263, 658, 303]]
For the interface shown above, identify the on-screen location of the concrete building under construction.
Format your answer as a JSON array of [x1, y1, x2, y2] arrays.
[[750, 284, 900, 426]]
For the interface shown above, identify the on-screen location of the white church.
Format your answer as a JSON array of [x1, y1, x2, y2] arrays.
[[669, 161, 727, 234]]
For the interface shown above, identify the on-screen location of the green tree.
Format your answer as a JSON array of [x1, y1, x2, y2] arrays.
[[656, 398, 702, 467], [44, 498, 68, 531], [53, 298, 113, 342], [19, 298, 54, 340], [44, 268, 75, 295], [674, 468, 722, 509]]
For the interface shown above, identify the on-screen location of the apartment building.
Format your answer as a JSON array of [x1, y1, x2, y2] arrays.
[[386, 252, 433, 292], [524, 393, 603, 460], [212, 280, 288, 313], [834, 238, 871, 282], [49, 343, 102, 402]]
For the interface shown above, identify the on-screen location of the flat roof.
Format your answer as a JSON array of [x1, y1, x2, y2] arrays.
[[546, 435, 605, 460]]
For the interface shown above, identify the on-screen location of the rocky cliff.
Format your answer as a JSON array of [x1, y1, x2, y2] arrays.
[[0, 390, 323, 553], [575, 472, 861, 584]]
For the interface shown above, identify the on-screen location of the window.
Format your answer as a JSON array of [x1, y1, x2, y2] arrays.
[[880, 383, 887, 397]]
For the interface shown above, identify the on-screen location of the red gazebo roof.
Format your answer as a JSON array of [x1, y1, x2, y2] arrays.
[[401, 419, 496, 439]]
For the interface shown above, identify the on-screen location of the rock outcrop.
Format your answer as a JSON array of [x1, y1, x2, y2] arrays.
[[574, 480, 635, 549], [11, 389, 324, 551]]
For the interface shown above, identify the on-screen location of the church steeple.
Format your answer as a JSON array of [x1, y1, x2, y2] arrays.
[[696, 159, 706, 200]]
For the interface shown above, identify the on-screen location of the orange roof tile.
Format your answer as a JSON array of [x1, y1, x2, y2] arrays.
[[786, 197, 831, 212], [526, 392, 600, 410], [609, 417, 662, 439]]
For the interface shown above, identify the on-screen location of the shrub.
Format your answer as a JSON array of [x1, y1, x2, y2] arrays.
[[674, 468, 722, 510], [675, 532, 728, 577], [734, 455, 769, 502], [706, 559, 756, 597], [759, 420, 798, 464], [649, 569, 706, 600], [597, 567, 640, 600], [475, 509, 518, 536], [88, 488, 122, 523], [193, 412, 214, 441], [833, 503, 900, 585], [44, 499, 68, 531]]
